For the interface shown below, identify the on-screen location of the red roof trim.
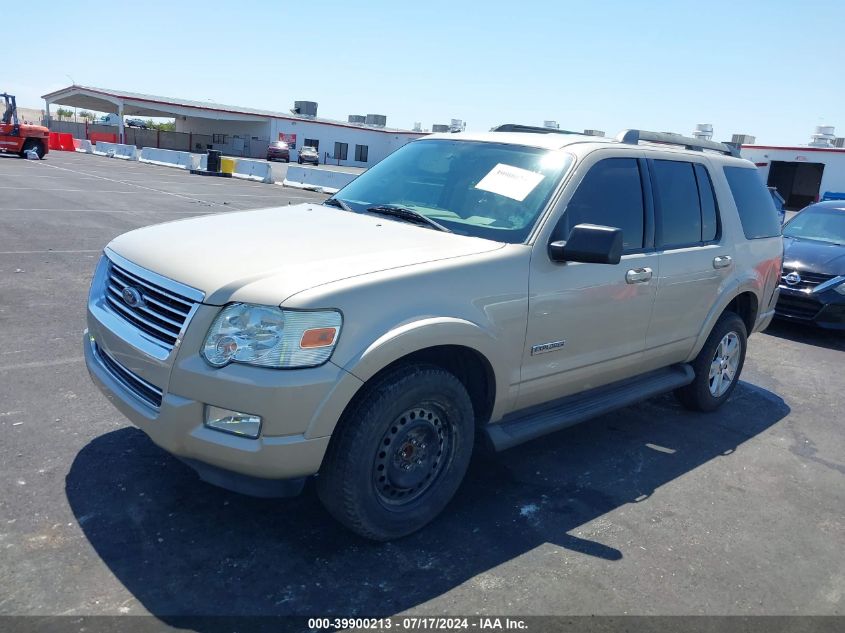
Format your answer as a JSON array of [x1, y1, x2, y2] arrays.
[[42, 86, 424, 136], [742, 145, 845, 153]]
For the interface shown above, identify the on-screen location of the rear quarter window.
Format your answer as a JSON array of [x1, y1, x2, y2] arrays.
[[723, 166, 781, 239]]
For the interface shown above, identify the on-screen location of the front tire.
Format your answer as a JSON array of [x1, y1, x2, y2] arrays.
[[19, 139, 44, 159], [317, 364, 475, 541], [675, 312, 747, 412]]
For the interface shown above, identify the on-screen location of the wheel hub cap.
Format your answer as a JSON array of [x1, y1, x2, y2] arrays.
[[709, 331, 740, 397]]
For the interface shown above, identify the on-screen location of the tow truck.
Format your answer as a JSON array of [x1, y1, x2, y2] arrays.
[[0, 93, 50, 158]]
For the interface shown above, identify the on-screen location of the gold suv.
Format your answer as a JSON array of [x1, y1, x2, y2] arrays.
[[84, 126, 783, 540]]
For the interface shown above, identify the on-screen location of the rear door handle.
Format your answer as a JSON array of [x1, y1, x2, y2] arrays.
[[713, 255, 733, 269], [626, 267, 653, 284]]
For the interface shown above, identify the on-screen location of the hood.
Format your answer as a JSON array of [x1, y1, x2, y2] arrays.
[[782, 236, 845, 275], [107, 203, 504, 305], [22, 124, 49, 135]]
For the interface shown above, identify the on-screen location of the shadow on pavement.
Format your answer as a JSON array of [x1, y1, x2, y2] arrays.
[[763, 319, 845, 352], [66, 382, 788, 623]]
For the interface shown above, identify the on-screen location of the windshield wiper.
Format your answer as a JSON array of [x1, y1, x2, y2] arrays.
[[323, 197, 353, 212], [366, 204, 452, 233]]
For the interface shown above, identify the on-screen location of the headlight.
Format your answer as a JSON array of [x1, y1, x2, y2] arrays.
[[201, 303, 342, 368]]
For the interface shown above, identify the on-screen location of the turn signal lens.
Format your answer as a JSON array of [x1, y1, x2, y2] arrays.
[[300, 327, 338, 349]]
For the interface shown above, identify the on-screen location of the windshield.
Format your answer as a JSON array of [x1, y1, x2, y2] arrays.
[[334, 139, 573, 242], [783, 206, 845, 245]]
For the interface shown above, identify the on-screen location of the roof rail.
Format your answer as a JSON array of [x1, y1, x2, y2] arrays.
[[493, 123, 583, 136], [616, 129, 741, 157]]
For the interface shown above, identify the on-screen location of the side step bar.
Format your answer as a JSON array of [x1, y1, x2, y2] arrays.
[[485, 364, 694, 452]]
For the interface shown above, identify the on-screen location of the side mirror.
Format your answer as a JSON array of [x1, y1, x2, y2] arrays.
[[548, 223, 623, 264]]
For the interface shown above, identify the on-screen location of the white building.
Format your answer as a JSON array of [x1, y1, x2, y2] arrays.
[[42, 85, 426, 166], [740, 126, 845, 210]]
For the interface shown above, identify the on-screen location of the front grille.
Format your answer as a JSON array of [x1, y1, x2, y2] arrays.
[[104, 260, 195, 351], [95, 344, 163, 408], [779, 269, 835, 292], [775, 293, 823, 320]]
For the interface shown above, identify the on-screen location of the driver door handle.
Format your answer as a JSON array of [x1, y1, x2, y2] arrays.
[[626, 267, 653, 284], [713, 255, 733, 269]]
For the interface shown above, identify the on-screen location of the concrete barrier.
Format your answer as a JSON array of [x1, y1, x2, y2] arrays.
[[232, 158, 274, 184], [139, 147, 198, 170], [74, 139, 94, 154], [113, 144, 139, 161], [93, 141, 118, 157], [282, 166, 358, 194]]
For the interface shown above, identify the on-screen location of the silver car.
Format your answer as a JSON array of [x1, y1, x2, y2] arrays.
[[298, 146, 319, 165]]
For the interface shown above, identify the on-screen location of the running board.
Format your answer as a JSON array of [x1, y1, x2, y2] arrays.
[[485, 364, 694, 452]]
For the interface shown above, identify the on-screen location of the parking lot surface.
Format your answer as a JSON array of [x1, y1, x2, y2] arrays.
[[1, 152, 843, 623]]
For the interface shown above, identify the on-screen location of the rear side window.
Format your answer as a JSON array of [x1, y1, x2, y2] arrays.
[[558, 158, 645, 251], [695, 164, 719, 241], [724, 166, 781, 239], [652, 160, 701, 246]]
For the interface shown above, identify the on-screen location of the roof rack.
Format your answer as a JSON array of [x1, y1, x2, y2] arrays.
[[492, 123, 584, 136], [616, 129, 740, 157]]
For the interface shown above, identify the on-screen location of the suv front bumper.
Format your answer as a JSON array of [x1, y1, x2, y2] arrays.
[[84, 331, 340, 495]]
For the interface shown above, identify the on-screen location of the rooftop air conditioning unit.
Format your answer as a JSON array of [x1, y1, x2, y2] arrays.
[[583, 129, 605, 137], [834, 137, 845, 148], [365, 114, 387, 127], [432, 124, 450, 133], [348, 114, 366, 124], [292, 101, 318, 117], [809, 125, 835, 147], [449, 119, 465, 133], [543, 120, 559, 129], [693, 124, 713, 141], [731, 133, 756, 145]]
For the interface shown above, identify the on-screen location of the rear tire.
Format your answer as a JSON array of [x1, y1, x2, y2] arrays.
[[19, 139, 44, 159], [317, 364, 475, 541], [675, 312, 747, 412]]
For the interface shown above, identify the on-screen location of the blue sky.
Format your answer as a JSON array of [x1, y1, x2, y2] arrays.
[[15, 0, 843, 144]]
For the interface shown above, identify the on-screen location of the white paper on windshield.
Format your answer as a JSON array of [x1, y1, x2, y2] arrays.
[[474, 163, 545, 202]]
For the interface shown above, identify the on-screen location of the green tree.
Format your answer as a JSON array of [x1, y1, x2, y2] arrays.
[[149, 120, 175, 131], [55, 107, 73, 121], [78, 110, 93, 121]]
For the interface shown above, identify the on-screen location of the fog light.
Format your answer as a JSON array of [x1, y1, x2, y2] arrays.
[[204, 406, 262, 439]]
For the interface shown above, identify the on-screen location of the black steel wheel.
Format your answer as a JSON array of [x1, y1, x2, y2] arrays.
[[317, 364, 474, 540], [372, 405, 454, 507]]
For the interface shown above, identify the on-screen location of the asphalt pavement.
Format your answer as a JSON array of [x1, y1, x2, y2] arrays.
[[0, 152, 842, 626]]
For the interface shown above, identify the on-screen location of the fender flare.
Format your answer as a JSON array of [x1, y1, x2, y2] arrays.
[[687, 276, 762, 361], [306, 317, 513, 439]]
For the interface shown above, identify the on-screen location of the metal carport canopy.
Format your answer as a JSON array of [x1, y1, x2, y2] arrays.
[[42, 85, 271, 144], [41, 84, 422, 133]]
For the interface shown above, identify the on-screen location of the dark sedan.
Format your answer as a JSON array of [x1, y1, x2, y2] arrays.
[[775, 201, 845, 329], [266, 141, 290, 162]]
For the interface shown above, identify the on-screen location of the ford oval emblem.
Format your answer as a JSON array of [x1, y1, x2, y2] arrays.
[[121, 286, 144, 307], [784, 271, 801, 286]]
